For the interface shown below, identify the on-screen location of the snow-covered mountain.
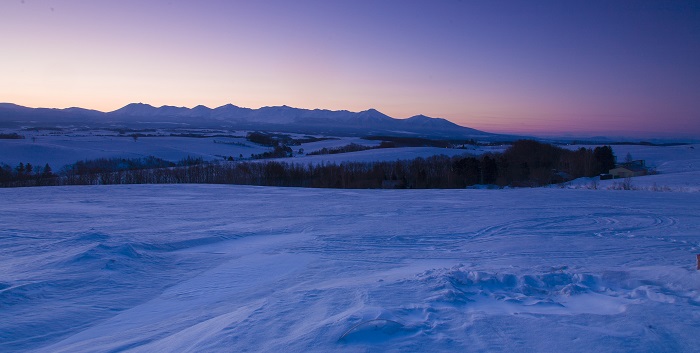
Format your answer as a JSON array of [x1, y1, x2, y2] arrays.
[[0, 102, 502, 139]]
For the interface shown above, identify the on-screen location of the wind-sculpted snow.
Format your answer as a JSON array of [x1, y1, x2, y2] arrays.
[[416, 266, 694, 313], [1, 185, 699, 352]]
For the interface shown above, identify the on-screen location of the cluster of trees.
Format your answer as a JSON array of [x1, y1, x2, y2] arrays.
[[0, 133, 25, 139], [363, 136, 454, 148], [1, 140, 616, 189], [246, 131, 335, 148], [40, 157, 466, 188], [245, 131, 330, 147], [494, 140, 615, 186], [0, 162, 55, 186], [250, 145, 293, 159], [449, 141, 615, 187], [0, 157, 207, 187], [66, 156, 178, 175], [245, 132, 303, 159], [245, 131, 286, 146], [307, 143, 373, 155]]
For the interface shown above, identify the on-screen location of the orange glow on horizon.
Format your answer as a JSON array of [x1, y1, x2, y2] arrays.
[[1, 1, 698, 138]]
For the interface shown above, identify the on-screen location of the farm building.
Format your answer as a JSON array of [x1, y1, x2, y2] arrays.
[[609, 160, 648, 178]]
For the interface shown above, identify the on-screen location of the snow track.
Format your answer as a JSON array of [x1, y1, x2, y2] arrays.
[[1, 185, 699, 352]]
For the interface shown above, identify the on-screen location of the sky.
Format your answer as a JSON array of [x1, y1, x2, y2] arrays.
[[1, 0, 699, 138]]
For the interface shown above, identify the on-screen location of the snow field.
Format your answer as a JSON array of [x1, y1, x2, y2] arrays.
[[0, 131, 505, 170], [1, 185, 699, 352], [0, 134, 270, 169]]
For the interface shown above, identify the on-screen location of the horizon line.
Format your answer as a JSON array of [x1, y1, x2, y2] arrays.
[[2, 101, 697, 142]]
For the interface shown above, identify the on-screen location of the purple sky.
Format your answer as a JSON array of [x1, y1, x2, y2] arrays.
[[1, 0, 698, 138]]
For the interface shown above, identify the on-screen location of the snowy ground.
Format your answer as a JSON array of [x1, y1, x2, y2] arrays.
[[2, 140, 699, 352], [0, 131, 486, 170], [1, 184, 699, 352], [0, 133, 273, 169]]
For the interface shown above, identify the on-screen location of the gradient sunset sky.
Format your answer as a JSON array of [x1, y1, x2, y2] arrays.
[[1, 0, 698, 137]]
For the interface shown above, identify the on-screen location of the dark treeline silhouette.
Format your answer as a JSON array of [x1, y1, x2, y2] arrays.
[[307, 143, 374, 155], [0, 133, 25, 139], [26, 156, 475, 188], [363, 135, 456, 148], [67, 156, 178, 175], [1, 140, 615, 189], [496, 140, 614, 186], [246, 131, 280, 147], [1, 162, 56, 187], [0, 156, 202, 187], [246, 131, 333, 147], [251, 145, 293, 159]]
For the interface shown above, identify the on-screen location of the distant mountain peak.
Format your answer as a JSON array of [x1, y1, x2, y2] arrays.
[[261, 105, 294, 110], [358, 108, 388, 117], [360, 108, 385, 116], [110, 103, 156, 114]]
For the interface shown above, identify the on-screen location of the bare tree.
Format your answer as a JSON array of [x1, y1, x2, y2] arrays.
[[625, 152, 633, 163]]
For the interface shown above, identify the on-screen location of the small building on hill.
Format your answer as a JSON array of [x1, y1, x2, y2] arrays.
[[609, 160, 648, 178]]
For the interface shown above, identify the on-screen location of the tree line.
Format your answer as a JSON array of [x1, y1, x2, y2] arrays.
[[0, 133, 25, 139], [1, 140, 615, 189], [0, 162, 56, 187], [306, 143, 374, 155]]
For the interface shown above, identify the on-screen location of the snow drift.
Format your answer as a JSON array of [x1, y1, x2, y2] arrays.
[[1, 185, 699, 352]]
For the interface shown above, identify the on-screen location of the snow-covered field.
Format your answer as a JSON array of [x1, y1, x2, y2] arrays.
[[0, 132, 482, 169], [0, 134, 271, 169], [2, 140, 700, 352], [2, 183, 699, 352], [2, 129, 696, 175]]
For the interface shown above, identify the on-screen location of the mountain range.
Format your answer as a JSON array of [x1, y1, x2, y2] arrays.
[[0, 102, 504, 139]]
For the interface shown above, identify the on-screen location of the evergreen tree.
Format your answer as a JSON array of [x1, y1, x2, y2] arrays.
[[481, 155, 498, 184], [15, 162, 25, 178], [593, 146, 615, 174], [42, 163, 53, 177], [0, 164, 12, 183]]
